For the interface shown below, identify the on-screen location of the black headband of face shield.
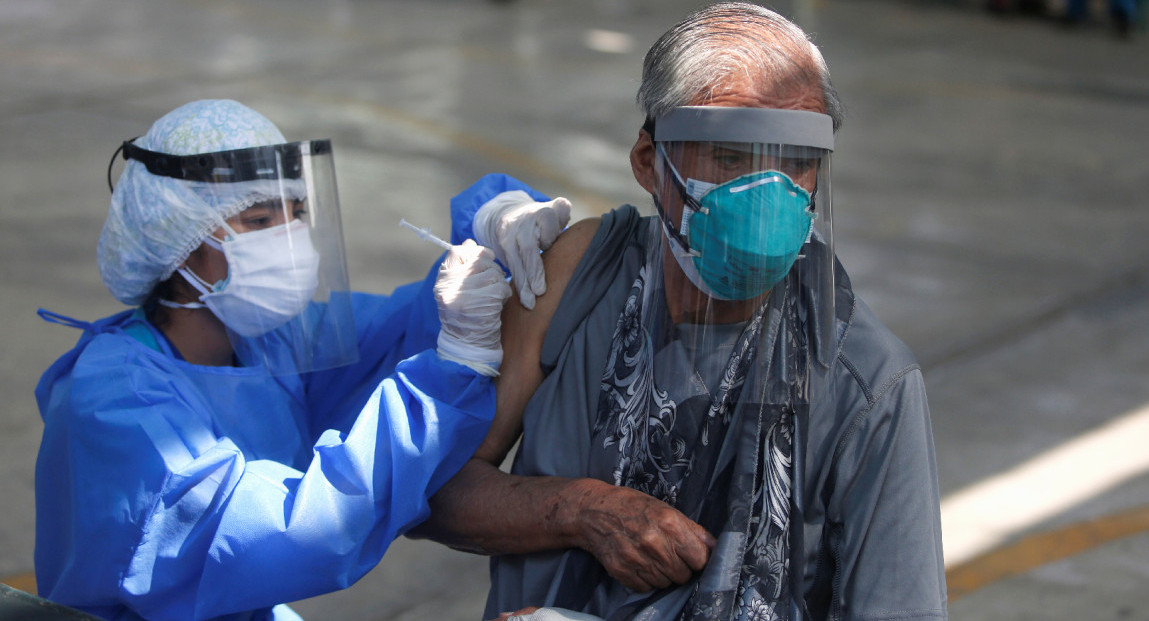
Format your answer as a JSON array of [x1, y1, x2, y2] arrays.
[[106, 139, 331, 192]]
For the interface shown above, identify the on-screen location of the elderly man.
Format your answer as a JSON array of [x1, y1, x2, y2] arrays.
[[414, 3, 947, 620]]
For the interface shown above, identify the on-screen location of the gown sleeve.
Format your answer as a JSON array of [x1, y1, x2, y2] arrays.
[[36, 334, 494, 621], [35, 177, 538, 620]]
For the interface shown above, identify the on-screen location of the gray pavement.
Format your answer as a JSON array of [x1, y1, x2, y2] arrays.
[[1, 0, 1147, 619]]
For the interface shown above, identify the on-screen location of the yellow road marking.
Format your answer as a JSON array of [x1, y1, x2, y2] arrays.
[[947, 504, 1149, 601], [0, 572, 36, 595]]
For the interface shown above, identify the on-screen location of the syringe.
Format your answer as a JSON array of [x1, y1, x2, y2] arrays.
[[399, 218, 452, 251]]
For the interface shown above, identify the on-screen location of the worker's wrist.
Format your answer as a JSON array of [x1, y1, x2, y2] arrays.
[[437, 332, 503, 376]]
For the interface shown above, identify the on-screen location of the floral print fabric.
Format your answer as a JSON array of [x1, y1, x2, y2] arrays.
[[588, 259, 799, 621]]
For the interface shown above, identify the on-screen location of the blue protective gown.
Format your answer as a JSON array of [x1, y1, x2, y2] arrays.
[[33, 174, 550, 621]]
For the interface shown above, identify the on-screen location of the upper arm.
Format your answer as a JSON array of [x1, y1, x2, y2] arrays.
[[471, 217, 601, 466]]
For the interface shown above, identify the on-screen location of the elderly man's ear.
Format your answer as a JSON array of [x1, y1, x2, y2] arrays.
[[630, 129, 658, 195]]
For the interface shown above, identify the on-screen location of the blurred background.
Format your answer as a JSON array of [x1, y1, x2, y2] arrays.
[[1, 0, 1147, 619]]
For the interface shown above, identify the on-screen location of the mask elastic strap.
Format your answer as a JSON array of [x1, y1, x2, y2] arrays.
[[176, 266, 217, 297], [208, 217, 240, 245], [652, 143, 705, 257], [157, 298, 207, 310], [654, 201, 697, 261], [174, 215, 238, 302], [655, 142, 703, 202], [160, 266, 214, 310]]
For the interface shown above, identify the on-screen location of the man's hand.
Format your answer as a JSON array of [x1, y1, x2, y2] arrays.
[[568, 479, 715, 592]]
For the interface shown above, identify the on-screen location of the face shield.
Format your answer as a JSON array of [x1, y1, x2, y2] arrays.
[[649, 106, 836, 369], [124, 139, 358, 375]]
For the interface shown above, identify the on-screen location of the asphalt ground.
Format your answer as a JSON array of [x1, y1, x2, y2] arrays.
[[1, 0, 1147, 619]]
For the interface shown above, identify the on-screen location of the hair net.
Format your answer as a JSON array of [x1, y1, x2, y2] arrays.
[[98, 99, 291, 305]]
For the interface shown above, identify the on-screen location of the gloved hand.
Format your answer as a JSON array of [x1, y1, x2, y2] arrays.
[[472, 190, 572, 310], [434, 240, 513, 377]]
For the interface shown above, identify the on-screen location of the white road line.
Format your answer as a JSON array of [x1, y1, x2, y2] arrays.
[[941, 402, 1149, 566]]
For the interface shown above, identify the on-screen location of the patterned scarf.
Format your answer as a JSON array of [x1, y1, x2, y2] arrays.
[[589, 261, 798, 621]]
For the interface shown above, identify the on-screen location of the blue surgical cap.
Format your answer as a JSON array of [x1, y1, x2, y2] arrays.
[[98, 99, 289, 305]]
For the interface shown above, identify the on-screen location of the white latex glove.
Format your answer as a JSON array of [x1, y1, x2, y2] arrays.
[[434, 240, 513, 376], [472, 190, 572, 310]]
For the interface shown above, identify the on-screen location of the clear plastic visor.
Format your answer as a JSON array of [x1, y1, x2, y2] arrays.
[[162, 141, 357, 375], [651, 138, 835, 370]]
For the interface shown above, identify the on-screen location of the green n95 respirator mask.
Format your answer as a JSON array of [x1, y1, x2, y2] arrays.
[[659, 148, 815, 301]]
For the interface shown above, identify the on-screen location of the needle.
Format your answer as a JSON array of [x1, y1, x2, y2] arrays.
[[399, 218, 452, 251]]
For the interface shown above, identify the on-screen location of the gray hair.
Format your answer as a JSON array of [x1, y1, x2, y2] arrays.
[[637, 2, 843, 132]]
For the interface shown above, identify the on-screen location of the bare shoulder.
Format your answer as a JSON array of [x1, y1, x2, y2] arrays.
[[539, 217, 602, 302], [504, 215, 602, 365], [472, 217, 602, 466]]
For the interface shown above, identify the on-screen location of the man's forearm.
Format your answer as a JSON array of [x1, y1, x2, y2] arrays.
[[413, 456, 715, 593], [411, 456, 599, 555]]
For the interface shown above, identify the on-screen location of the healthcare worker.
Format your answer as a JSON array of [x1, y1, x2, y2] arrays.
[[33, 99, 570, 621]]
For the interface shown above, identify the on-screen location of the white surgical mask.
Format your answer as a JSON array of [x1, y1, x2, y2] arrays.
[[168, 219, 321, 337]]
